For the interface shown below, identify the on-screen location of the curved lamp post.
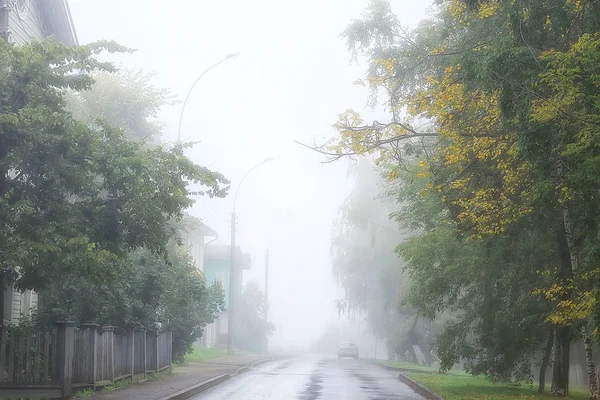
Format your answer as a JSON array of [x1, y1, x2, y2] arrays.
[[227, 157, 274, 354], [177, 52, 240, 144]]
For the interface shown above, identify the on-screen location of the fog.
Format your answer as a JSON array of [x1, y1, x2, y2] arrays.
[[68, 0, 432, 350]]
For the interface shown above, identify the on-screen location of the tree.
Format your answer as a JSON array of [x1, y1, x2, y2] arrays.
[[66, 69, 175, 146], [34, 243, 225, 363], [235, 280, 274, 353], [331, 159, 422, 361], [0, 39, 229, 323], [302, 0, 600, 396], [396, 160, 555, 384]]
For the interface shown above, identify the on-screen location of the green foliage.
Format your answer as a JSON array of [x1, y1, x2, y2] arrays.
[[162, 246, 226, 363], [0, 38, 229, 363], [396, 160, 557, 382], [326, 0, 600, 392], [36, 244, 225, 363], [0, 39, 229, 294], [66, 69, 175, 145]]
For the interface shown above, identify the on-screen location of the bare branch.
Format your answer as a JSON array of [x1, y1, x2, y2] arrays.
[[296, 131, 438, 163]]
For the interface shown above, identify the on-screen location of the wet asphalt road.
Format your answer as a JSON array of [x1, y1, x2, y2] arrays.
[[190, 355, 423, 400]]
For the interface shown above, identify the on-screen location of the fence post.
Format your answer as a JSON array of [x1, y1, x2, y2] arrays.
[[142, 330, 147, 379], [101, 325, 115, 383], [81, 322, 98, 386], [0, 326, 6, 383], [56, 321, 75, 398], [130, 329, 135, 379], [155, 332, 159, 371], [169, 331, 173, 367]]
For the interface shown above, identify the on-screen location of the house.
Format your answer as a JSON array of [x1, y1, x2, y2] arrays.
[[1, 0, 78, 326], [201, 244, 252, 347], [182, 222, 219, 273], [0, 0, 77, 45]]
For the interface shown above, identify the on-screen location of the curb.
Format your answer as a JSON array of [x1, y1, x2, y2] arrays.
[[397, 372, 445, 400], [232, 357, 274, 376], [380, 365, 440, 375], [161, 357, 274, 400], [158, 374, 230, 400], [370, 360, 461, 376]]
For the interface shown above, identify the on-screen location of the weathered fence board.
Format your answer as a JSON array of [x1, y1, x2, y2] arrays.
[[0, 329, 6, 383], [157, 332, 171, 371], [145, 333, 157, 372], [1, 324, 172, 399], [113, 331, 131, 380], [133, 331, 145, 378]]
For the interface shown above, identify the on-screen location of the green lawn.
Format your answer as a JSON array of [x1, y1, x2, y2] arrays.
[[183, 346, 226, 363], [406, 372, 589, 400]]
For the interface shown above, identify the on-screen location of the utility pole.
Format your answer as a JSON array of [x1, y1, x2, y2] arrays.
[[227, 212, 236, 355], [227, 157, 273, 356], [264, 249, 269, 321], [263, 248, 269, 353]]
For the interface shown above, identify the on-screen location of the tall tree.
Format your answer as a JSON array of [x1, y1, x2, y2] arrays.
[[303, 0, 600, 395], [0, 39, 228, 322], [331, 160, 420, 361], [396, 161, 555, 384], [66, 69, 174, 146]]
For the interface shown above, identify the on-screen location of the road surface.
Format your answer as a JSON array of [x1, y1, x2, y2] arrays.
[[191, 355, 422, 400]]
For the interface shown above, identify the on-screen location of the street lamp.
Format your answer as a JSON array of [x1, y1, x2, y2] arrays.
[[227, 157, 274, 354], [176, 52, 240, 144]]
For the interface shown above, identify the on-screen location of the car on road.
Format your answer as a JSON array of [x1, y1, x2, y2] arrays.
[[338, 342, 359, 359]]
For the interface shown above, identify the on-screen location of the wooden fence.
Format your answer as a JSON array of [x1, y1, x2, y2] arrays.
[[0, 322, 172, 399]]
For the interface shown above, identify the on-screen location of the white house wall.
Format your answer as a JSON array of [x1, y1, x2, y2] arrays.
[[9, 289, 37, 323], [8, 0, 47, 44]]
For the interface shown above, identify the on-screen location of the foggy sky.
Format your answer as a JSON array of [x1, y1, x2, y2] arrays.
[[68, 0, 432, 349]]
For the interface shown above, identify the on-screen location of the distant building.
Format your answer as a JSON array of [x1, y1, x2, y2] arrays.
[[1, 0, 78, 326], [201, 244, 251, 347]]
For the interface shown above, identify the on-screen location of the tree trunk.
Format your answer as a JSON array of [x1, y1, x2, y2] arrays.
[[0, 273, 4, 326], [552, 326, 571, 396], [550, 159, 581, 396], [551, 208, 574, 396], [583, 330, 599, 400], [539, 329, 555, 393]]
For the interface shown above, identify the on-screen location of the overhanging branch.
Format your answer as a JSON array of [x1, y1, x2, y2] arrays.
[[296, 120, 438, 163]]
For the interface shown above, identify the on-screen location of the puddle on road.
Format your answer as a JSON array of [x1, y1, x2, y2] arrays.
[[298, 370, 324, 400], [275, 360, 293, 370], [353, 371, 404, 400]]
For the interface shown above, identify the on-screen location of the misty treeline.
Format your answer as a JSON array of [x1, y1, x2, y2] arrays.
[[326, 0, 600, 397], [234, 280, 275, 353], [0, 39, 229, 362]]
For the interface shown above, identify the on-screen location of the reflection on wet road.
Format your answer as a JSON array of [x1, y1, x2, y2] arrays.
[[191, 355, 422, 400]]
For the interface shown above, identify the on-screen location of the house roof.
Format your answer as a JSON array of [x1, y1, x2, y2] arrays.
[[206, 245, 252, 270], [39, 0, 78, 46], [189, 222, 218, 238]]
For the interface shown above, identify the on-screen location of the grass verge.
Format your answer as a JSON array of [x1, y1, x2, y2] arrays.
[[405, 371, 589, 400], [183, 346, 226, 363]]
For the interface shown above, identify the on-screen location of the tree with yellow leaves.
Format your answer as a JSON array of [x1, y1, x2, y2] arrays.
[[303, 0, 600, 397]]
